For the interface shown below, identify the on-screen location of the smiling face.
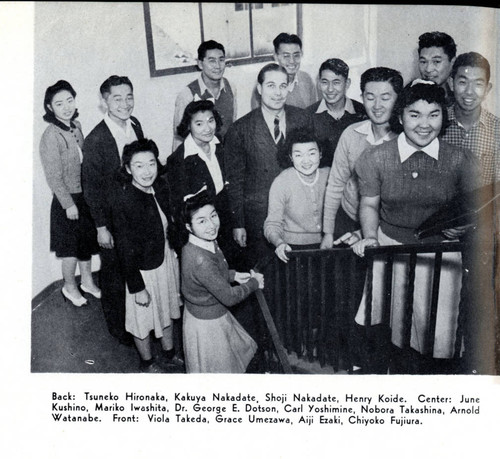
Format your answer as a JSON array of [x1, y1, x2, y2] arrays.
[[451, 65, 492, 114], [48, 90, 76, 124], [190, 110, 216, 147], [362, 81, 398, 126], [187, 204, 220, 241], [198, 48, 226, 83], [290, 141, 321, 178], [103, 83, 134, 124], [401, 100, 443, 149], [257, 70, 288, 112], [419, 46, 455, 87], [319, 70, 350, 110], [275, 43, 302, 78], [126, 151, 158, 192]]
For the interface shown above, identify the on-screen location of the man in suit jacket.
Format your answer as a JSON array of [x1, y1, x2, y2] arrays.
[[225, 63, 312, 269], [82, 75, 144, 346]]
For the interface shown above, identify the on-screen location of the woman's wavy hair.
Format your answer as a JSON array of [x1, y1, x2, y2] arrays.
[[176, 100, 223, 139], [277, 128, 324, 169], [117, 138, 165, 183], [389, 81, 449, 135], [43, 80, 79, 123]]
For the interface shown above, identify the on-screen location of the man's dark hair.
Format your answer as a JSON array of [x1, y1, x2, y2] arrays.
[[418, 31, 457, 61], [273, 33, 302, 53], [99, 75, 133, 98], [360, 67, 404, 94], [319, 58, 350, 80], [451, 51, 490, 83], [197, 40, 225, 61], [257, 63, 288, 85]]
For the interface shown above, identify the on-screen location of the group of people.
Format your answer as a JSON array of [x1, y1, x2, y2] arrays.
[[39, 30, 498, 374]]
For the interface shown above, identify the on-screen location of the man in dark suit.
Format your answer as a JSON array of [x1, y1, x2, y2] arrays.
[[225, 63, 312, 269], [224, 63, 311, 364], [82, 75, 144, 346]]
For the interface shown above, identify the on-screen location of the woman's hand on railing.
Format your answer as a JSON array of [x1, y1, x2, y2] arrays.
[[275, 243, 292, 263], [352, 237, 379, 257], [234, 271, 251, 284], [250, 270, 265, 289], [442, 224, 474, 240], [320, 233, 334, 249]]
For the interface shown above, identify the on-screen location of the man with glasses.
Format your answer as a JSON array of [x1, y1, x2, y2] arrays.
[[172, 40, 237, 150], [251, 33, 317, 109]]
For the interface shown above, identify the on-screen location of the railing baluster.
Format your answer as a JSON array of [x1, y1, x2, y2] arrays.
[[295, 257, 302, 356], [383, 254, 394, 326], [306, 256, 314, 361], [427, 251, 443, 356], [318, 256, 326, 367], [403, 252, 417, 349], [285, 259, 292, 350]]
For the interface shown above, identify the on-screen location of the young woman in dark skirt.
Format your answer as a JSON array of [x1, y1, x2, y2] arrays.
[[39, 80, 100, 307]]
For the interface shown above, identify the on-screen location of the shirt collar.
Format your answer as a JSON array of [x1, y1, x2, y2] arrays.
[[198, 74, 226, 98], [448, 105, 486, 129], [288, 73, 299, 90], [353, 120, 394, 145], [104, 112, 134, 136], [188, 233, 216, 253], [397, 133, 439, 162], [183, 133, 220, 159], [315, 97, 356, 117]]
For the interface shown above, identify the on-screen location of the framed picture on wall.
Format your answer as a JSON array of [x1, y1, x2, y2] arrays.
[[144, 2, 302, 77]]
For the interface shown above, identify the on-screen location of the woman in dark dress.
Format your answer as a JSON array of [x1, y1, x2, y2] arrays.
[[39, 80, 99, 307]]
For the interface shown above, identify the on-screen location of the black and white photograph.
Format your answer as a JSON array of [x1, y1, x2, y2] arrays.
[[2, 2, 500, 458]]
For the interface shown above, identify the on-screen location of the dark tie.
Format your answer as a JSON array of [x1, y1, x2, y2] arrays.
[[274, 116, 281, 142]]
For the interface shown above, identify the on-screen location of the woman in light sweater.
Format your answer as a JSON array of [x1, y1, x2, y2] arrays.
[[180, 191, 264, 373], [264, 129, 330, 262], [39, 80, 100, 307]]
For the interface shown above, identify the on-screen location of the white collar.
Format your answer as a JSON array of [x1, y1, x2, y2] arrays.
[[397, 133, 440, 162], [183, 133, 220, 159], [315, 97, 356, 117], [288, 72, 299, 89], [353, 120, 393, 145], [198, 74, 226, 99], [104, 112, 134, 135], [188, 233, 216, 253]]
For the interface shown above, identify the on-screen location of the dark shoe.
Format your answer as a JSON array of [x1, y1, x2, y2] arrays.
[[61, 287, 88, 307], [140, 361, 166, 373], [166, 355, 185, 367]]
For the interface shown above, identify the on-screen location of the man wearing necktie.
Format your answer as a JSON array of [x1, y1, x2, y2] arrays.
[[224, 63, 312, 350], [225, 63, 312, 269]]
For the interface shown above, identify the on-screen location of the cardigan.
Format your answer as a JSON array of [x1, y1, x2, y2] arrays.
[[355, 137, 480, 243], [110, 177, 175, 294], [181, 241, 259, 320], [264, 167, 330, 246], [82, 116, 144, 229], [224, 104, 313, 238], [39, 119, 84, 209], [166, 139, 229, 219]]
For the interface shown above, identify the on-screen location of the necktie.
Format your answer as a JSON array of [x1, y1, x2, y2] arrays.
[[274, 116, 281, 142]]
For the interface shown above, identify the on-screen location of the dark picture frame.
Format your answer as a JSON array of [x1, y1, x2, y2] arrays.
[[144, 2, 302, 77]]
